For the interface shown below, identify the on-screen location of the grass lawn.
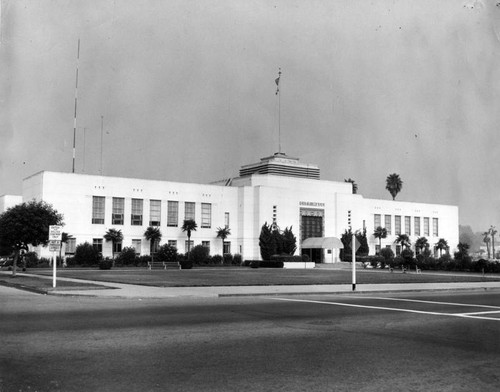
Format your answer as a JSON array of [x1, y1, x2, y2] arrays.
[[0, 272, 109, 293], [22, 267, 500, 288]]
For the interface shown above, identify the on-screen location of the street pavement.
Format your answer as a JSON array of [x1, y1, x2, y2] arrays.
[[2, 270, 500, 298]]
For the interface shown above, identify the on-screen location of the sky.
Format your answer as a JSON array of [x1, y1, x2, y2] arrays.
[[1, 0, 500, 233]]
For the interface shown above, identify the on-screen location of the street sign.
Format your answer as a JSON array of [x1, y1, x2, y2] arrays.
[[347, 238, 361, 253], [49, 225, 63, 241], [49, 240, 61, 252]]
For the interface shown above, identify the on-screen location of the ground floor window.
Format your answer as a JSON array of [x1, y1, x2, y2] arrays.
[[185, 240, 194, 253], [93, 238, 103, 253], [202, 241, 210, 254], [168, 240, 177, 248], [223, 241, 231, 254], [132, 239, 141, 254], [66, 238, 76, 254], [113, 241, 122, 254], [375, 244, 381, 254]]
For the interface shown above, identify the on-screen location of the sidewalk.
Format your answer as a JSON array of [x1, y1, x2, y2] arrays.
[[4, 271, 500, 299]]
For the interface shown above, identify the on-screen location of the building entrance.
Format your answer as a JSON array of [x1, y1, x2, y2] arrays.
[[300, 208, 324, 263]]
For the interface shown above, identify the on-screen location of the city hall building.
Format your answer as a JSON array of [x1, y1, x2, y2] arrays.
[[4, 153, 459, 262]]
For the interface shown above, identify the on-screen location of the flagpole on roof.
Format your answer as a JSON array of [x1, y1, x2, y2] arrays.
[[275, 68, 282, 153], [72, 39, 80, 173]]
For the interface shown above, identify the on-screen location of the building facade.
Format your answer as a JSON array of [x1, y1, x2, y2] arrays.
[[8, 153, 458, 261]]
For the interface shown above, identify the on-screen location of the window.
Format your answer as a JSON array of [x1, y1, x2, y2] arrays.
[[414, 217, 421, 236], [424, 217, 430, 236], [433, 218, 439, 237], [167, 201, 178, 227], [201, 203, 212, 228], [168, 240, 177, 248], [405, 216, 411, 236], [185, 202, 195, 221], [374, 214, 381, 229], [132, 239, 141, 254], [149, 200, 161, 226], [223, 241, 231, 254], [113, 241, 122, 254], [375, 244, 381, 254], [93, 238, 103, 253], [185, 240, 194, 252], [92, 196, 105, 224], [384, 215, 391, 235], [395, 245, 401, 256], [131, 198, 143, 226], [66, 238, 76, 254], [395, 216, 401, 235], [202, 241, 210, 253], [112, 197, 124, 225], [225, 212, 230, 228]]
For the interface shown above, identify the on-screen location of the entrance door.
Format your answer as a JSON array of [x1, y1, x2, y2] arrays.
[[300, 212, 324, 263]]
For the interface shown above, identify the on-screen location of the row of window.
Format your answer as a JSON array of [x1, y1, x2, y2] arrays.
[[374, 214, 439, 237], [65, 238, 231, 255], [93, 197, 230, 228]]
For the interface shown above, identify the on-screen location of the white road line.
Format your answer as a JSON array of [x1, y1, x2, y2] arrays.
[[454, 310, 500, 316], [344, 296, 500, 310], [270, 297, 500, 322]]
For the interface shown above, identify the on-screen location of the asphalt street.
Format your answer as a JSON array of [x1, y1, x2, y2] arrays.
[[1, 287, 499, 392]]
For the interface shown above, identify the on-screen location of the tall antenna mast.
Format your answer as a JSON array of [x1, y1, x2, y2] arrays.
[[100, 115, 104, 175], [275, 68, 282, 153], [72, 39, 80, 173]]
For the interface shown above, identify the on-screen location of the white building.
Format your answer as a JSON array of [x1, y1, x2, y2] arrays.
[[6, 153, 459, 262]]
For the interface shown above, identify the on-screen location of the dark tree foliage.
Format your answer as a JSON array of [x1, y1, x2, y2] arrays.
[[259, 222, 297, 260], [281, 226, 297, 255], [156, 243, 179, 263], [259, 222, 276, 261], [74, 242, 101, 266], [340, 228, 370, 260], [0, 200, 64, 275]]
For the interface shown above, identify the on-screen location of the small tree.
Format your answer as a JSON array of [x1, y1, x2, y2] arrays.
[[104, 228, 123, 262], [373, 226, 387, 253], [435, 238, 449, 257], [281, 226, 297, 255], [156, 243, 178, 263], [415, 237, 429, 255], [181, 219, 197, 255], [489, 226, 497, 259], [74, 242, 101, 266], [144, 226, 162, 262], [395, 234, 411, 250], [59, 232, 74, 267], [483, 231, 491, 259], [216, 226, 231, 258], [259, 222, 276, 260], [386, 173, 403, 200], [0, 200, 64, 276]]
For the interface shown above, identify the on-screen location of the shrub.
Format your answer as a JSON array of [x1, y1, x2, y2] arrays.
[[302, 254, 310, 262], [136, 255, 151, 267], [379, 247, 394, 262], [223, 253, 233, 265], [188, 245, 209, 265], [156, 244, 178, 263], [23, 251, 39, 268], [249, 260, 260, 268], [271, 254, 306, 263], [65, 256, 76, 267], [259, 261, 284, 268], [99, 258, 113, 270], [74, 242, 101, 266], [211, 254, 223, 265], [178, 253, 193, 269], [115, 247, 137, 266], [233, 254, 243, 265]]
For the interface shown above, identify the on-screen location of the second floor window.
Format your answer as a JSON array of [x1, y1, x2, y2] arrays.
[[374, 214, 381, 229], [201, 203, 211, 228], [405, 216, 411, 236], [414, 217, 421, 236], [424, 217, 430, 236], [149, 200, 161, 226], [384, 215, 391, 235], [131, 198, 143, 226], [185, 202, 195, 221], [395, 216, 401, 235], [112, 197, 124, 225], [92, 196, 105, 224], [167, 201, 178, 227]]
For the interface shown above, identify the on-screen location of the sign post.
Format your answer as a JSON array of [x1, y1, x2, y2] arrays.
[[352, 233, 356, 291], [49, 225, 62, 288]]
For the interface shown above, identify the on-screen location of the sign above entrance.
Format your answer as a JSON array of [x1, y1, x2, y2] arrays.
[[299, 201, 325, 207]]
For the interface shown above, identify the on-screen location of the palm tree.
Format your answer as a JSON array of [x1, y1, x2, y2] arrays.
[[216, 226, 231, 258], [104, 228, 123, 262], [59, 232, 74, 267], [181, 219, 197, 255], [395, 234, 411, 250], [144, 226, 162, 262], [435, 238, 449, 257], [415, 237, 429, 255], [489, 226, 497, 259], [386, 173, 403, 200], [344, 178, 358, 194], [373, 226, 387, 253], [483, 231, 491, 259]]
